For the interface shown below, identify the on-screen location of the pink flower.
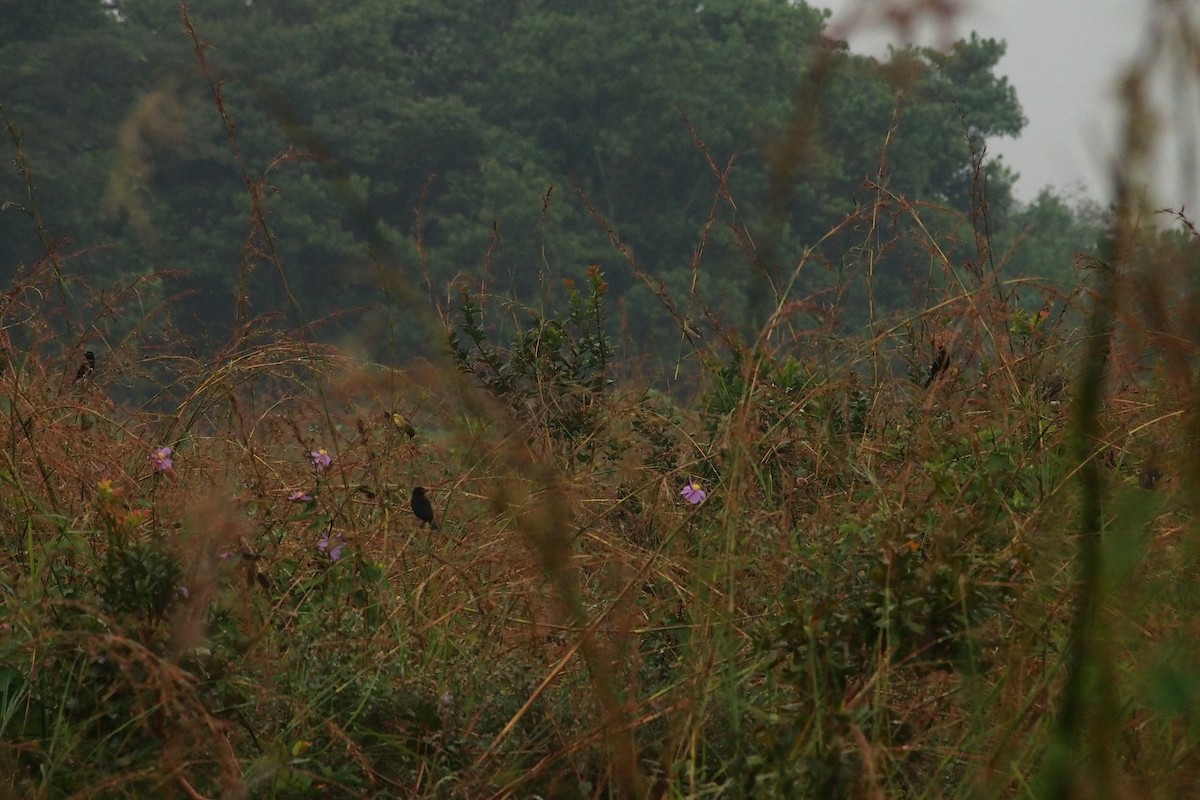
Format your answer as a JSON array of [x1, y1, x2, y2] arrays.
[[150, 446, 174, 471], [288, 490, 313, 503], [680, 481, 707, 505], [309, 448, 332, 471]]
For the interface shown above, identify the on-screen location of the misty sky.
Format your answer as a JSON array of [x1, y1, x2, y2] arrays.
[[818, 0, 1189, 207]]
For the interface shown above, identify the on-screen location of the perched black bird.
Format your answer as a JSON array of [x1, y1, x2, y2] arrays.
[[1139, 464, 1163, 490], [411, 486, 438, 529], [1039, 373, 1067, 404], [923, 345, 950, 388], [74, 351, 95, 382]]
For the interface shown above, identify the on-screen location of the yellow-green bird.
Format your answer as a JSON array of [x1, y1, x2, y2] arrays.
[[390, 411, 416, 438]]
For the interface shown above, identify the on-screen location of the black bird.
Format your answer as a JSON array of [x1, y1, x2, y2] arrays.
[[923, 345, 949, 388], [1139, 464, 1163, 490], [74, 351, 95, 382], [411, 486, 438, 529], [1039, 373, 1067, 404]]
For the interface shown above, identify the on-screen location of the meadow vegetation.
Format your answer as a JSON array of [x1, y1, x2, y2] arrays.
[[4, 3, 1200, 799]]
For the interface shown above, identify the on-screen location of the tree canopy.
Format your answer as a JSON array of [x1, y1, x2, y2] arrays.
[[0, 0, 1091, 363]]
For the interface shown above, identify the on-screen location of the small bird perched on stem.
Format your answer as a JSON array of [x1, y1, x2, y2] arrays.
[[1039, 373, 1066, 404], [923, 345, 949, 388], [74, 351, 95, 382], [389, 410, 416, 438], [411, 486, 438, 529]]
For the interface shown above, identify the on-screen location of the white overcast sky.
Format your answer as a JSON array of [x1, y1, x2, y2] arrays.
[[817, 0, 1196, 207]]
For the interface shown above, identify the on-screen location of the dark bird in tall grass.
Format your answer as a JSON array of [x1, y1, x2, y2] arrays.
[[1039, 373, 1067, 404], [923, 345, 949, 388], [74, 351, 95, 382], [1139, 464, 1163, 490], [411, 486, 438, 529]]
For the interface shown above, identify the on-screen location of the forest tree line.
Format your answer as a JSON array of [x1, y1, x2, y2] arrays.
[[0, 0, 1108, 366]]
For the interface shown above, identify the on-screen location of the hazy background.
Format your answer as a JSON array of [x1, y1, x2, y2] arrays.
[[820, 0, 1171, 206]]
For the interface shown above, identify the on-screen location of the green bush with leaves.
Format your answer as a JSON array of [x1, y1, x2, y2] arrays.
[[449, 265, 616, 461]]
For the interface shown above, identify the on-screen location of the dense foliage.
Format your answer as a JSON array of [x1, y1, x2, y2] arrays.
[[0, 0, 1094, 364]]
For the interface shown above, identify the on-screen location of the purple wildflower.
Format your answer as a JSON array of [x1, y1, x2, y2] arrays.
[[150, 446, 174, 472], [680, 481, 707, 505], [288, 490, 314, 503], [309, 448, 332, 471], [317, 530, 345, 561]]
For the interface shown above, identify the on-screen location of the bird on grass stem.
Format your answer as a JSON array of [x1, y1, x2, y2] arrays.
[[74, 351, 95, 382], [411, 486, 438, 529], [1039, 373, 1067, 404], [923, 345, 949, 388], [389, 410, 416, 438]]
